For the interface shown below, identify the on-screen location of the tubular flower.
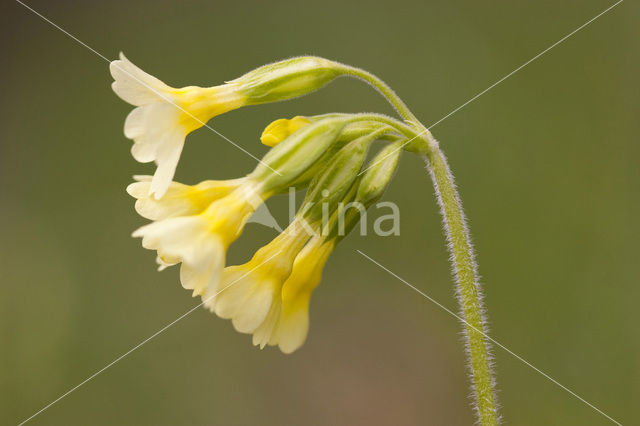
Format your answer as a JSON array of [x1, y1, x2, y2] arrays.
[[111, 54, 345, 198], [270, 236, 335, 353], [206, 222, 335, 353], [127, 175, 247, 221], [206, 220, 312, 338], [110, 53, 245, 199], [132, 182, 266, 296]]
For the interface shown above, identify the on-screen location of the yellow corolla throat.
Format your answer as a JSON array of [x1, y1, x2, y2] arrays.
[[200, 182, 268, 248], [127, 176, 247, 221], [208, 220, 312, 337], [260, 116, 312, 147], [174, 84, 246, 134]]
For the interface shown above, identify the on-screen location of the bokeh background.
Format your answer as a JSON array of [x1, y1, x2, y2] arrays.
[[1, 0, 638, 424]]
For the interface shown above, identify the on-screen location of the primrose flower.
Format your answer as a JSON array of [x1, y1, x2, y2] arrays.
[[111, 54, 344, 198], [208, 229, 335, 354], [126, 175, 247, 221], [207, 220, 311, 336], [132, 182, 265, 296], [269, 236, 335, 353], [110, 54, 245, 199]]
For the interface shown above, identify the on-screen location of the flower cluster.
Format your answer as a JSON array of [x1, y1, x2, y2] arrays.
[[111, 54, 406, 352]]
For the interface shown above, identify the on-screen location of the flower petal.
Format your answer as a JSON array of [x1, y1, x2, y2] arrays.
[[110, 52, 171, 106]]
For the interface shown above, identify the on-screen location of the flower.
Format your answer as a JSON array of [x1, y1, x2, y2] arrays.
[[110, 53, 246, 199], [206, 220, 310, 329], [132, 181, 265, 296], [260, 116, 311, 147], [126, 175, 247, 221], [111, 55, 345, 198], [269, 236, 335, 353], [206, 220, 336, 354]]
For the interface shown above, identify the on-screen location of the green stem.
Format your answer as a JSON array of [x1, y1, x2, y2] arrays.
[[343, 67, 499, 424], [423, 147, 498, 425], [340, 65, 420, 124]]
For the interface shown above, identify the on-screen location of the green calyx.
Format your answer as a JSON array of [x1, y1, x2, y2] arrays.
[[287, 119, 402, 190], [298, 133, 373, 224], [356, 141, 403, 205], [325, 141, 403, 242], [231, 56, 343, 104]]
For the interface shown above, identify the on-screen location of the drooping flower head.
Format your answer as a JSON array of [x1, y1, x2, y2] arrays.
[[112, 55, 501, 423], [113, 51, 412, 353]]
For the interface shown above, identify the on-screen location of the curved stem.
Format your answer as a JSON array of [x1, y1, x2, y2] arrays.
[[340, 65, 420, 125], [339, 66, 432, 153], [423, 147, 498, 425], [341, 67, 499, 424]]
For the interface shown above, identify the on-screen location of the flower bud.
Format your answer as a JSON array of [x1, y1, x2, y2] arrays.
[[356, 141, 402, 205], [230, 57, 343, 105], [260, 116, 312, 147], [327, 141, 403, 241], [284, 118, 399, 189], [251, 117, 349, 192], [299, 133, 374, 224]]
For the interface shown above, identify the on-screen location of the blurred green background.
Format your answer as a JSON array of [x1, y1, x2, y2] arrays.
[[2, 0, 638, 424]]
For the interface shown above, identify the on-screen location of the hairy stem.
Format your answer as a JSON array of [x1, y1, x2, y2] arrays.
[[339, 65, 420, 125], [343, 67, 499, 424], [423, 146, 498, 425]]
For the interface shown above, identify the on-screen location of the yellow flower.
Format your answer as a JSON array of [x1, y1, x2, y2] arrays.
[[207, 219, 334, 353], [111, 53, 246, 199], [269, 236, 334, 353], [132, 182, 265, 296], [111, 55, 345, 199], [260, 116, 311, 147], [208, 220, 310, 331], [126, 175, 247, 221]]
